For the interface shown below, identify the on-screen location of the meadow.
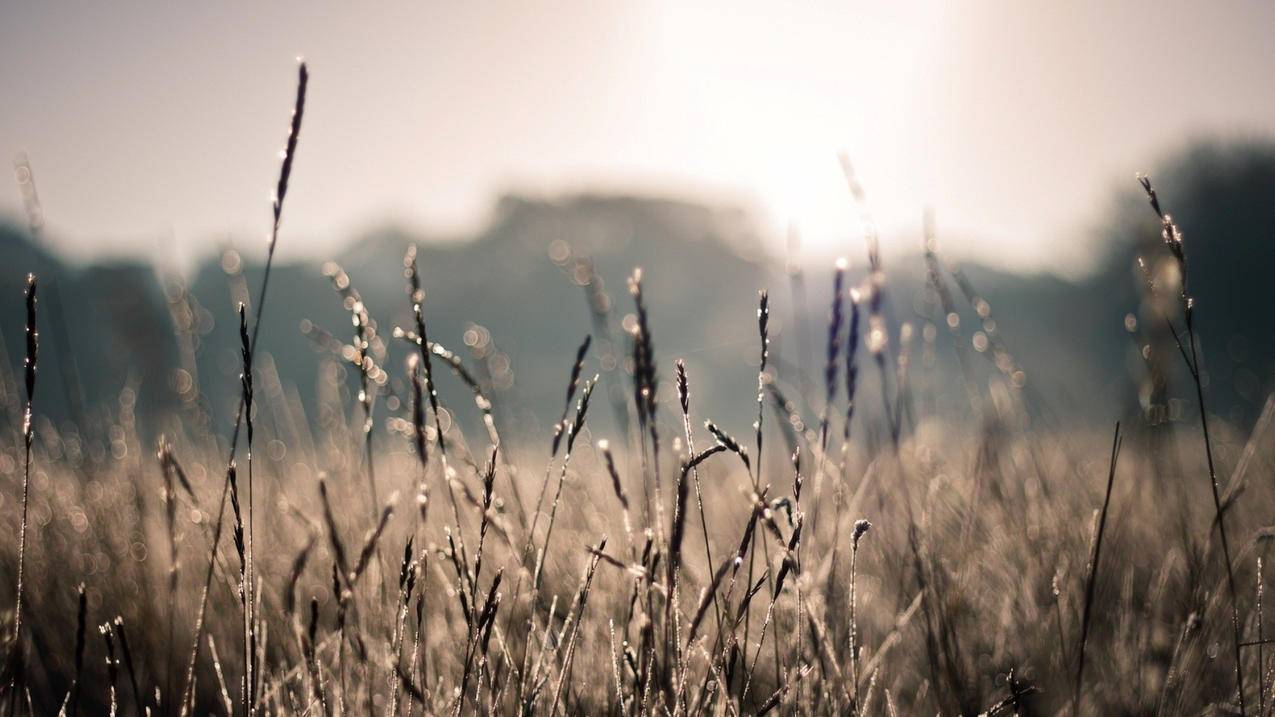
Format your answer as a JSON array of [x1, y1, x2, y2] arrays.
[[2, 62, 1273, 717]]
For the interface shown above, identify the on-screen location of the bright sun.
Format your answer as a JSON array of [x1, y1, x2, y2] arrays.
[[649, 1, 940, 260]]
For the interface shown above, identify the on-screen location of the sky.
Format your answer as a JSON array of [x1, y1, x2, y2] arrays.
[[2, 1, 1274, 275]]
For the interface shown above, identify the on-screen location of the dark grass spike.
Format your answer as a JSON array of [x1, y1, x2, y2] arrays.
[[792, 447, 803, 508], [764, 379, 802, 458], [227, 462, 251, 715], [317, 477, 351, 587], [443, 528, 473, 623], [478, 572, 502, 655], [158, 438, 195, 499], [1138, 174, 1245, 715], [272, 62, 307, 230], [754, 290, 769, 486], [409, 353, 428, 470], [750, 289, 773, 696], [843, 296, 861, 445], [628, 270, 658, 445], [551, 335, 592, 458], [703, 420, 750, 473], [598, 440, 633, 548], [229, 59, 307, 461], [305, 597, 325, 715], [239, 305, 254, 457], [627, 269, 661, 529], [228, 464, 247, 590], [408, 354, 433, 532], [350, 499, 395, 588], [774, 518, 803, 598], [221, 65, 308, 464], [676, 358, 689, 416], [1073, 422, 1122, 716], [112, 617, 144, 714], [849, 519, 871, 710], [819, 260, 847, 454], [13, 274, 37, 662], [237, 303, 259, 712], [284, 535, 316, 617], [306, 597, 319, 661], [472, 447, 498, 591], [399, 537, 415, 596], [12, 155, 89, 430], [305, 597, 320, 682]]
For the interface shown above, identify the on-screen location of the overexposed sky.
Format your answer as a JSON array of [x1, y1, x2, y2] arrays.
[[3, 1, 1274, 274]]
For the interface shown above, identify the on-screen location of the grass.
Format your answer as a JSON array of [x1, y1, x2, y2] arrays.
[[0, 63, 1273, 716]]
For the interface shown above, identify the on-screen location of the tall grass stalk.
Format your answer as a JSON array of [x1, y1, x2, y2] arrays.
[[181, 62, 307, 716], [849, 518, 871, 709], [1138, 174, 1246, 712], [229, 60, 307, 459], [527, 335, 592, 567], [548, 538, 604, 717], [12, 274, 37, 671], [675, 360, 725, 644], [533, 375, 598, 593], [237, 304, 258, 713], [404, 247, 470, 572], [627, 269, 661, 534], [1073, 422, 1122, 715]]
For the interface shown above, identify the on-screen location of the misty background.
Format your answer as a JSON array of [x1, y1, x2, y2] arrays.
[[0, 2, 1273, 452]]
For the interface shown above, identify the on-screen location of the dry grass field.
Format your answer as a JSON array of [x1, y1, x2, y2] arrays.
[[2, 62, 1273, 717]]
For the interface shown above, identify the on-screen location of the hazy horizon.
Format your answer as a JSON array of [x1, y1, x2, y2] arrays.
[[4, 1, 1275, 275]]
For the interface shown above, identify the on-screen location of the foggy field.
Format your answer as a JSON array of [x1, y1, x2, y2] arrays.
[[3, 5, 1275, 716]]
